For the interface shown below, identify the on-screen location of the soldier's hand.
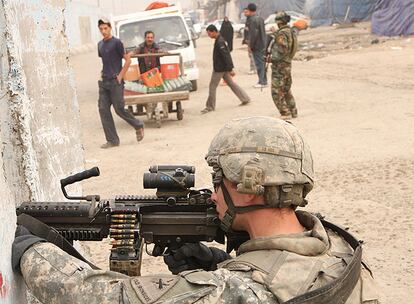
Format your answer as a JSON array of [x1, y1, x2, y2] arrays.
[[163, 243, 231, 274], [230, 70, 236, 77]]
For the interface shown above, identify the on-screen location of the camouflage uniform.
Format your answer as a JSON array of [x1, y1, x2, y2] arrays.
[[19, 118, 379, 303], [20, 210, 378, 303], [271, 25, 298, 117]]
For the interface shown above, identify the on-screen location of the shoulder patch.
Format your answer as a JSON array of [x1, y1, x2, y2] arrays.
[[130, 275, 179, 304]]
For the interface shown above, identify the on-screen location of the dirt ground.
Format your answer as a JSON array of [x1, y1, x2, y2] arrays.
[[71, 22, 414, 303]]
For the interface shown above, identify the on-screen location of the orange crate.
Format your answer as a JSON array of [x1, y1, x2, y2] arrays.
[[140, 68, 163, 87], [160, 56, 180, 79], [161, 63, 180, 79]]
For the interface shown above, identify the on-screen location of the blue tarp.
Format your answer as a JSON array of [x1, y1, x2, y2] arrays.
[[239, 0, 376, 27], [371, 0, 414, 36]]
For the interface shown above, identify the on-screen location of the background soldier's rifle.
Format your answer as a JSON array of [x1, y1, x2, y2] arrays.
[[16, 165, 248, 276], [263, 34, 276, 92]]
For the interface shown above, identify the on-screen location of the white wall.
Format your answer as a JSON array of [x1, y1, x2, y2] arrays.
[[0, 0, 84, 303]]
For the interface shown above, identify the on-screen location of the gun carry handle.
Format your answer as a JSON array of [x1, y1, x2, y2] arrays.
[[60, 167, 100, 201]]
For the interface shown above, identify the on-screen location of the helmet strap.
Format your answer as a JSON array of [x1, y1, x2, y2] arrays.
[[219, 181, 274, 232]]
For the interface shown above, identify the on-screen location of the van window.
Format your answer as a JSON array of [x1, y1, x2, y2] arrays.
[[119, 16, 190, 51]]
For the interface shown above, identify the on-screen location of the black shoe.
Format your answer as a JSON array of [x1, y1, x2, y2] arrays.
[[100, 142, 119, 149]]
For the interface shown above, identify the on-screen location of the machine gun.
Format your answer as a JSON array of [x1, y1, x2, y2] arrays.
[[16, 165, 230, 276]]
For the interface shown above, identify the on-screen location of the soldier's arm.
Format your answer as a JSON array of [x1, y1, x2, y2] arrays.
[[272, 34, 289, 61], [20, 242, 270, 303]]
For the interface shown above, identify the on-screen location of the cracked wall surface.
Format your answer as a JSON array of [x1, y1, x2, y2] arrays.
[[0, 1, 84, 303]]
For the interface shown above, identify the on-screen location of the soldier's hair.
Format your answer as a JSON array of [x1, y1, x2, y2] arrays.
[[206, 24, 218, 32], [145, 31, 155, 37]]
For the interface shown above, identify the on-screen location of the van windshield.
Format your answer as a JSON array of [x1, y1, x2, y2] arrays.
[[119, 16, 190, 51]]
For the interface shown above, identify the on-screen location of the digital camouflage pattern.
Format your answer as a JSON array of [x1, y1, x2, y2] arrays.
[[20, 211, 379, 303], [271, 25, 298, 117], [205, 117, 314, 195]]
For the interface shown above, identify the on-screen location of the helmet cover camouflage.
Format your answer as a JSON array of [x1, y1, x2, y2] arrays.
[[275, 11, 290, 23], [205, 117, 314, 197]]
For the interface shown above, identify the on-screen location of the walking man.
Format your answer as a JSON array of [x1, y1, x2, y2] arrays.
[[201, 25, 251, 114], [97, 18, 144, 148], [245, 3, 267, 88], [135, 31, 161, 73], [270, 11, 298, 119]]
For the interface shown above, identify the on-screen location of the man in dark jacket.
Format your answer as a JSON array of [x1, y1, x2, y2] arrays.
[[135, 31, 161, 73], [220, 17, 234, 52], [242, 8, 256, 74], [245, 3, 268, 88], [201, 25, 250, 114]]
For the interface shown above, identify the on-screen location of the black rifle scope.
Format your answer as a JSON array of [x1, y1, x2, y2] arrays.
[[143, 165, 195, 189]]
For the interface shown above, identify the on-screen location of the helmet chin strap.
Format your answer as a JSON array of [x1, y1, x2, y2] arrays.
[[219, 181, 272, 232]]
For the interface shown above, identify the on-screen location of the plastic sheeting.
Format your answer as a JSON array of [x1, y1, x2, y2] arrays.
[[371, 0, 414, 36], [238, 0, 376, 27], [239, 0, 305, 15], [305, 0, 376, 26]]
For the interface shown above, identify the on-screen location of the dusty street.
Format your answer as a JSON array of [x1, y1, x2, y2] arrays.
[[71, 23, 413, 303]]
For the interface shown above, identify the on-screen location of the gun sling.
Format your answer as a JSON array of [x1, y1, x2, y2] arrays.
[[283, 219, 362, 304], [17, 214, 362, 304], [17, 213, 100, 270]]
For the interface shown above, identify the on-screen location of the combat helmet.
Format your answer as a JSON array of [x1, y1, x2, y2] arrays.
[[275, 11, 291, 24], [205, 117, 314, 231]]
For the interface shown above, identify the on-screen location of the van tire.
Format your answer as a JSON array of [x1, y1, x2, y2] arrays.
[[191, 80, 198, 91]]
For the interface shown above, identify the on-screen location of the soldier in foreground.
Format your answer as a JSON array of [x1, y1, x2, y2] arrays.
[[12, 117, 379, 303], [270, 12, 299, 119]]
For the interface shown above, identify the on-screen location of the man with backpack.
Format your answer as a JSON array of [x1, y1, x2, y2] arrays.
[[270, 11, 298, 119]]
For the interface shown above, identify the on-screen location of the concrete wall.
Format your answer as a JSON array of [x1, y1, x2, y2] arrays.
[[0, 0, 84, 303], [65, 0, 105, 51]]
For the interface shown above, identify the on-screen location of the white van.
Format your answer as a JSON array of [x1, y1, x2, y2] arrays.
[[113, 6, 199, 91]]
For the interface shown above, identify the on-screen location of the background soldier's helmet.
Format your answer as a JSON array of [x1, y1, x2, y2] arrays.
[[275, 11, 291, 24], [205, 117, 314, 208]]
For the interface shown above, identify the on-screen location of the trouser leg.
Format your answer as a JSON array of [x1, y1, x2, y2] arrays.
[[205, 72, 223, 110], [271, 68, 290, 115], [98, 80, 120, 144], [283, 68, 297, 115], [222, 72, 250, 103], [110, 80, 144, 129], [248, 50, 256, 71], [252, 50, 267, 85]]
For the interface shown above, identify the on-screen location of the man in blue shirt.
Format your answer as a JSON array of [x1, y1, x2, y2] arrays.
[[97, 18, 144, 148]]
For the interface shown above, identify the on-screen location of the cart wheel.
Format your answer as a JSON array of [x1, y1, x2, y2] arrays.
[[155, 108, 162, 128], [176, 101, 184, 121]]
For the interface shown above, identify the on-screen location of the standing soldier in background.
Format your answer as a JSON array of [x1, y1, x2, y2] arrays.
[[270, 11, 298, 119], [97, 18, 144, 148]]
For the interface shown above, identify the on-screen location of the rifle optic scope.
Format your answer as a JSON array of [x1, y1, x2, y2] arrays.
[[143, 165, 195, 189]]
